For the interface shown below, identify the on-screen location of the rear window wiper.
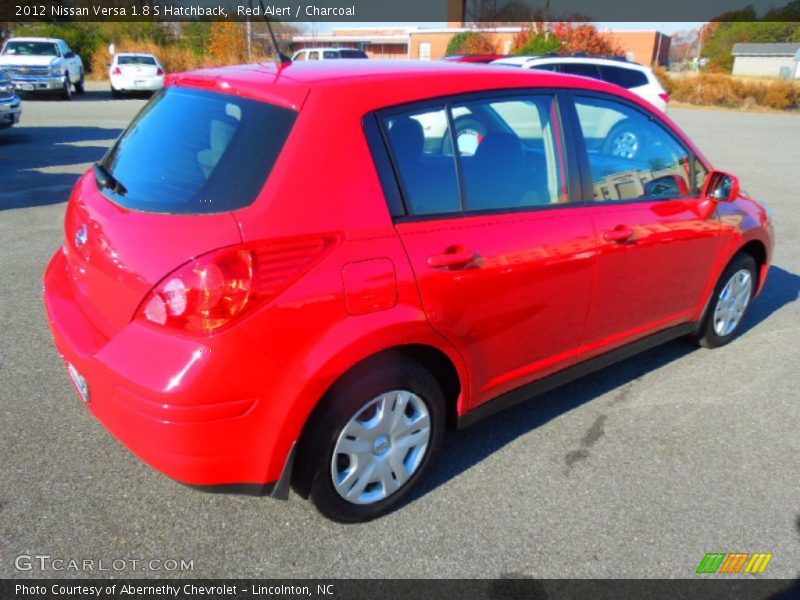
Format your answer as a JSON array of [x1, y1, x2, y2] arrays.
[[93, 163, 128, 196]]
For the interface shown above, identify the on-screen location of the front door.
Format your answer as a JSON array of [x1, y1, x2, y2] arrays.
[[569, 94, 721, 353]]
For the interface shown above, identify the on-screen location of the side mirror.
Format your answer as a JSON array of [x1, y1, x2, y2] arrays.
[[702, 170, 740, 202], [65, 51, 75, 59]]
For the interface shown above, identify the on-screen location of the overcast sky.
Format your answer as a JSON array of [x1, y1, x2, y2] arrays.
[[306, 22, 705, 34]]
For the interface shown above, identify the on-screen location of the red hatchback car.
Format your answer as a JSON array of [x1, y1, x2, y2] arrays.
[[44, 61, 773, 522]]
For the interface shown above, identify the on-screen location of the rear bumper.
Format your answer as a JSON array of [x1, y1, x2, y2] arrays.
[[110, 75, 164, 92], [43, 249, 293, 494]]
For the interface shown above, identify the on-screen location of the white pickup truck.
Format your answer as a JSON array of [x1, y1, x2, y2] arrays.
[[0, 37, 85, 100]]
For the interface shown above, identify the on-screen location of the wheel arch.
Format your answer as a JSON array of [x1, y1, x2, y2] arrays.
[[695, 238, 768, 334], [738, 239, 768, 291], [290, 342, 465, 498]]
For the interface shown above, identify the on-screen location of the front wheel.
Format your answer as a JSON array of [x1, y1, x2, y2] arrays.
[[691, 253, 757, 348], [299, 358, 445, 522], [60, 74, 72, 100], [74, 70, 85, 94]]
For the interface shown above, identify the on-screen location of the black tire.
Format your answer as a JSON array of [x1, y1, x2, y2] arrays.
[[60, 73, 72, 100], [111, 86, 121, 99], [602, 118, 643, 159], [296, 357, 445, 523], [75, 70, 85, 94], [691, 253, 758, 349]]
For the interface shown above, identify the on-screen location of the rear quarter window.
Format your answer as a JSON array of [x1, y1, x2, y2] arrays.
[[340, 50, 368, 58], [100, 87, 296, 214], [598, 65, 649, 89]]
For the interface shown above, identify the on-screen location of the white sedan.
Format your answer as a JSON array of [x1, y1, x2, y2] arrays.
[[109, 53, 164, 97]]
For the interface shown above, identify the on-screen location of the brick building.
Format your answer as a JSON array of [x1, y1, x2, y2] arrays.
[[291, 25, 671, 66]]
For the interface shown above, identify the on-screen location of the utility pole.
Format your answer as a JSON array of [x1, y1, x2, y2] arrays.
[[696, 25, 705, 70], [246, 19, 252, 62]]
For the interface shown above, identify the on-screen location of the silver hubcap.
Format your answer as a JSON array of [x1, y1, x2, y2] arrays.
[[713, 269, 753, 337], [611, 131, 639, 159], [331, 390, 431, 505]]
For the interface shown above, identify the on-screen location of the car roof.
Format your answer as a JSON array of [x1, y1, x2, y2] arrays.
[[6, 37, 63, 44], [494, 55, 649, 71], [295, 48, 363, 52], [115, 53, 158, 58], [167, 60, 655, 114]]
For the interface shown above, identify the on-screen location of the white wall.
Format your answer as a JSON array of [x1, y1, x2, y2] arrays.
[[732, 55, 799, 79]]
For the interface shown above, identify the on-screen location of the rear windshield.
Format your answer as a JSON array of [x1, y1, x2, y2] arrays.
[[118, 55, 157, 66], [100, 87, 296, 214]]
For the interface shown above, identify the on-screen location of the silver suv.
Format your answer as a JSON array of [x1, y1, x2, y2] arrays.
[[493, 55, 670, 112]]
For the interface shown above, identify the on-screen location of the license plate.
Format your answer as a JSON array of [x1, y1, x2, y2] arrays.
[[18, 83, 33, 91], [66, 362, 90, 404], [134, 80, 145, 86]]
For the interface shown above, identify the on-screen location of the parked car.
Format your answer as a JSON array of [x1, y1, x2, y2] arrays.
[[0, 71, 22, 129], [442, 54, 508, 63], [291, 48, 368, 60], [0, 37, 84, 100], [109, 53, 165, 97], [493, 55, 670, 112], [44, 61, 773, 522]]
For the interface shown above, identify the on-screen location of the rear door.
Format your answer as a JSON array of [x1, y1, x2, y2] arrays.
[[567, 93, 719, 354], [379, 92, 597, 408]]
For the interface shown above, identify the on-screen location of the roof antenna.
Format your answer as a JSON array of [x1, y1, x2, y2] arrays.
[[257, 0, 291, 66]]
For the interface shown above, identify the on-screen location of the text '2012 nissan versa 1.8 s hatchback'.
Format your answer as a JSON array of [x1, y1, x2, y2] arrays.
[[44, 61, 774, 522]]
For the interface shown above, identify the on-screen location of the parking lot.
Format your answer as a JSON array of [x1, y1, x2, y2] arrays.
[[1, 84, 798, 579]]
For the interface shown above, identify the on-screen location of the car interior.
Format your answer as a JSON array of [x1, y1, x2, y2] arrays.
[[386, 96, 566, 216]]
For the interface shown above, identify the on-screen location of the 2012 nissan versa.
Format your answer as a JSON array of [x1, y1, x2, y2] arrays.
[[44, 60, 774, 522]]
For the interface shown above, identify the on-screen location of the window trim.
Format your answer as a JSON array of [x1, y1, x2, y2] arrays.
[[362, 114, 406, 218], [569, 90, 704, 206], [372, 87, 580, 223]]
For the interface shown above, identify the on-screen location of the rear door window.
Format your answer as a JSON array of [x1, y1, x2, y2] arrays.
[[381, 94, 568, 217], [100, 87, 296, 214], [452, 96, 568, 210]]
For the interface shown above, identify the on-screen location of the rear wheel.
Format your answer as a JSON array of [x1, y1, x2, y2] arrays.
[[110, 86, 121, 99], [298, 358, 445, 522], [691, 253, 757, 348]]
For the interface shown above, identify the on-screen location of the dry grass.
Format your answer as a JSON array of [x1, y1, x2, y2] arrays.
[[656, 68, 799, 111], [88, 39, 269, 81]]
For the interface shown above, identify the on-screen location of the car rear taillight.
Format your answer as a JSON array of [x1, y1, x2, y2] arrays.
[[157, 67, 164, 76], [112, 67, 122, 76], [659, 93, 670, 104], [137, 236, 338, 333]]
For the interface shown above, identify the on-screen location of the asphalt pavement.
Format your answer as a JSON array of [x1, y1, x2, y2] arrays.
[[0, 83, 798, 579]]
